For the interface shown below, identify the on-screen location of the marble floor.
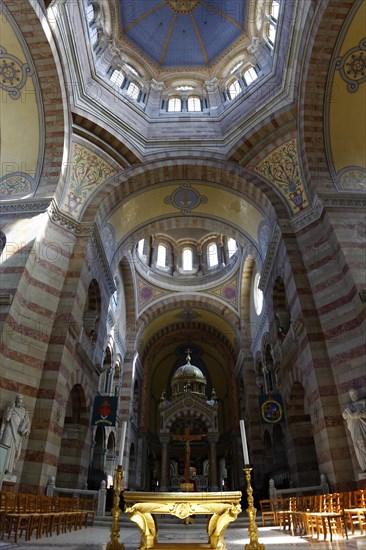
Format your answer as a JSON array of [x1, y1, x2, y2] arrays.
[[0, 516, 365, 550]]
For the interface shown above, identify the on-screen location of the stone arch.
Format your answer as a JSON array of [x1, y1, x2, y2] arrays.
[[4, 1, 67, 200]]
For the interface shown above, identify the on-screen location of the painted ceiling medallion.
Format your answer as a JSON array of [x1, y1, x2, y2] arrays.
[[164, 183, 207, 213], [165, 0, 201, 14]]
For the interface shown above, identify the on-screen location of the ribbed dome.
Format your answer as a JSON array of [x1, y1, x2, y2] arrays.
[[171, 353, 206, 397], [173, 363, 206, 383]]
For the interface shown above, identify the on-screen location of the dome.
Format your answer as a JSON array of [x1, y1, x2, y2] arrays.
[[171, 353, 207, 397]]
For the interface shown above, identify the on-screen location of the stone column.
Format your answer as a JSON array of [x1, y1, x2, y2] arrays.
[[160, 436, 170, 491]]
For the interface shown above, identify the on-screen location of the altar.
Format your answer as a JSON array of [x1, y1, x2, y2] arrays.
[[124, 491, 242, 550]]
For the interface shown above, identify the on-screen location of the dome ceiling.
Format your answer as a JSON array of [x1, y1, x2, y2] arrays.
[[118, 0, 247, 68]]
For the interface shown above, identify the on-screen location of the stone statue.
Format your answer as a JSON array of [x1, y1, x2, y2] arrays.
[[342, 388, 366, 471], [0, 394, 30, 474]]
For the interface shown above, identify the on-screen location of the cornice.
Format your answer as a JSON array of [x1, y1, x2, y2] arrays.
[[319, 193, 366, 209], [48, 199, 83, 234], [0, 197, 51, 215]]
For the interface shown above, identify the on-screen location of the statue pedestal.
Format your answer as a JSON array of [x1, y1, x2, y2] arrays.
[[2, 473, 17, 491]]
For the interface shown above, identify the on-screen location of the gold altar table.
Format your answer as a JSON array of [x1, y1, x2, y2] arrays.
[[124, 491, 242, 550]]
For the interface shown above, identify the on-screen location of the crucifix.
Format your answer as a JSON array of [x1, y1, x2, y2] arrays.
[[172, 426, 205, 483]]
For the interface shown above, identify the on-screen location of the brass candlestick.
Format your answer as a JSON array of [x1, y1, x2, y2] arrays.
[[244, 467, 265, 550], [106, 465, 125, 550]]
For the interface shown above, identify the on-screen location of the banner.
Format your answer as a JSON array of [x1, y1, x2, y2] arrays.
[[259, 394, 284, 424], [92, 395, 118, 426]]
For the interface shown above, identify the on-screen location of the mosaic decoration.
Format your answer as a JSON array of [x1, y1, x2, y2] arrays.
[[252, 138, 309, 213], [176, 309, 200, 321], [0, 45, 32, 99], [164, 183, 207, 214], [259, 394, 284, 424], [0, 172, 35, 198], [63, 143, 116, 217], [137, 278, 167, 306], [338, 167, 366, 190], [165, 0, 201, 13], [335, 38, 366, 92], [209, 276, 239, 308]]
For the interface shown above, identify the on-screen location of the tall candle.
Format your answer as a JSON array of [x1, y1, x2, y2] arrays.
[[118, 421, 127, 466], [239, 419, 250, 465]]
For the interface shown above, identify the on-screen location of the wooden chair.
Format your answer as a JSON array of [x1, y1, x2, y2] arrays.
[[3, 493, 33, 543], [259, 499, 277, 526], [79, 496, 97, 527], [344, 489, 366, 535]]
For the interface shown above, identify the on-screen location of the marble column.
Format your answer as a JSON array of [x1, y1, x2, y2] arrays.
[[160, 436, 170, 491]]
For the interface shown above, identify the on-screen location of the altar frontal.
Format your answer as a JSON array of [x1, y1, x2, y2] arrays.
[[124, 491, 242, 550]]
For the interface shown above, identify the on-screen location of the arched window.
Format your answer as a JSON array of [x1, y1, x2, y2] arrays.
[[230, 61, 243, 74], [254, 272, 264, 315], [86, 2, 95, 23], [243, 67, 258, 85], [182, 248, 193, 271], [89, 25, 98, 48], [110, 69, 125, 87], [271, 0, 280, 21], [157, 244, 167, 267], [187, 96, 201, 112], [227, 238, 237, 258], [168, 97, 182, 112], [125, 63, 139, 76], [228, 79, 241, 100], [126, 82, 140, 100], [176, 85, 193, 91], [207, 243, 218, 267], [268, 0, 280, 46], [137, 238, 145, 256]]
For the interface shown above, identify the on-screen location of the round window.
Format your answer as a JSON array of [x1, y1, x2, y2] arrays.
[[254, 272, 264, 315]]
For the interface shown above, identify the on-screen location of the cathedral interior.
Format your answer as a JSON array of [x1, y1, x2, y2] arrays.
[[0, 0, 365, 503]]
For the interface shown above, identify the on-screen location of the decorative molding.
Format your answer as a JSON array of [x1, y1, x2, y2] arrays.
[[290, 195, 324, 232], [0, 197, 50, 214], [319, 194, 366, 208], [91, 226, 116, 295], [48, 200, 82, 234], [258, 225, 281, 293]]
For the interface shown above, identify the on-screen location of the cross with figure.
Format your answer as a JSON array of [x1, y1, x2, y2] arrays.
[[172, 426, 205, 483]]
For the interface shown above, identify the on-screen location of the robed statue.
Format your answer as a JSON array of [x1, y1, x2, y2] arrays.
[[0, 394, 31, 474], [342, 388, 366, 471]]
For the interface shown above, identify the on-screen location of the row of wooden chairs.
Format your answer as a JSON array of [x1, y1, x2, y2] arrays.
[[0, 491, 96, 543], [260, 489, 366, 541]]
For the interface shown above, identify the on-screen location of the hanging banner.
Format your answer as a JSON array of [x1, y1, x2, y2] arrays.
[[92, 395, 118, 426], [259, 394, 284, 424]]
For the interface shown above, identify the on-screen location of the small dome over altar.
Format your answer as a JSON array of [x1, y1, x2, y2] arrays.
[[171, 352, 206, 398]]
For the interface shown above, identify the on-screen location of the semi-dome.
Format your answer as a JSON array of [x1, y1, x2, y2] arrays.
[[171, 353, 207, 397]]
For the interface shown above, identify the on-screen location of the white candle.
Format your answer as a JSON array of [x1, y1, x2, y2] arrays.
[[239, 420, 250, 465], [118, 421, 127, 466]]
